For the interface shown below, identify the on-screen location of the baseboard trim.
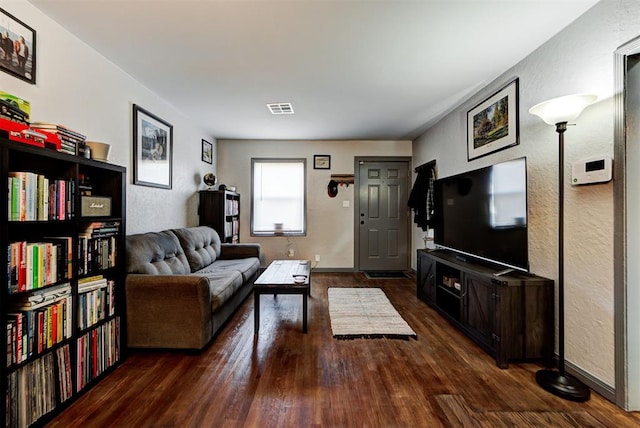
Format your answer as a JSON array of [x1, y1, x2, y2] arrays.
[[311, 267, 355, 273], [564, 360, 616, 403]]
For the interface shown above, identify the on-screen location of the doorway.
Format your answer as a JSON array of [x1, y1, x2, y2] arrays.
[[354, 157, 411, 272], [614, 37, 640, 411]]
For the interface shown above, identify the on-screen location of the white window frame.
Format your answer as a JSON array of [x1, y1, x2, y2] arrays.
[[251, 158, 307, 236]]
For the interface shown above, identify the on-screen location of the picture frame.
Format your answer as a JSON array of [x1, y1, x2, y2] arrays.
[[314, 154, 331, 170], [467, 78, 519, 161], [133, 104, 173, 189], [201, 139, 213, 164], [0, 8, 36, 84]]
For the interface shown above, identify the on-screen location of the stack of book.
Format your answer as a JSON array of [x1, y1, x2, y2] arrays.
[[30, 122, 87, 156], [77, 275, 116, 330], [8, 171, 75, 221], [76, 317, 120, 391], [5, 352, 57, 427], [7, 238, 73, 294], [7, 283, 73, 366], [78, 222, 120, 275]]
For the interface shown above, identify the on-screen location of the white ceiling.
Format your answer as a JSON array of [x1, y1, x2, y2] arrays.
[[28, 0, 599, 141]]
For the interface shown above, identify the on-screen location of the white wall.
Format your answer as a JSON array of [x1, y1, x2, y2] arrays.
[[218, 139, 411, 268], [2, 0, 216, 234], [412, 0, 640, 392]]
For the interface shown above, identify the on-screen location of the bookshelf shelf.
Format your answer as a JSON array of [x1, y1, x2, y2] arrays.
[[0, 137, 127, 427]]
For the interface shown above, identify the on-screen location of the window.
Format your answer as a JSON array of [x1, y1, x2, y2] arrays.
[[251, 158, 306, 236]]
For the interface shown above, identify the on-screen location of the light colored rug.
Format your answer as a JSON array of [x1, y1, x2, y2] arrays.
[[328, 287, 417, 339]]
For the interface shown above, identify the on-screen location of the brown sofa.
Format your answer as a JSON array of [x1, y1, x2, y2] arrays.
[[125, 226, 261, 350]]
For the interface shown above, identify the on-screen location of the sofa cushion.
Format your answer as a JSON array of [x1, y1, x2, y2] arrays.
[[197, 258, 260, 283], [126, 230, 190, 274], [198, 271, 244, 312], [173, 227, 221, 272]]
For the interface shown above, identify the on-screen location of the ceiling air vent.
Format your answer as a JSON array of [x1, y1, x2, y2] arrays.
[[267, 103, 294, 115]]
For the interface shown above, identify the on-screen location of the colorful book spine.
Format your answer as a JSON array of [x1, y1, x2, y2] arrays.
[[7, 172, 75, 221]]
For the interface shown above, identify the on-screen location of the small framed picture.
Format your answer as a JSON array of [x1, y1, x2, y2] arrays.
[[133, 104, 173, 189], [202, 139, 213, 164], [0, 8, 36, 84], [467, 78, 519, 161], [314, 155, 331, 170]]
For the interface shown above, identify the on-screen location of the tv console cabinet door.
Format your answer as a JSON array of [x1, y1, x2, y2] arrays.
[[465, 273, 497, 356], [417, 250, 436, 305]]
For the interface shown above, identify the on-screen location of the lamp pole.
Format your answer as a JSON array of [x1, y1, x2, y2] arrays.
[[534, 120, 590, 402], [556, 121, 567, 375]]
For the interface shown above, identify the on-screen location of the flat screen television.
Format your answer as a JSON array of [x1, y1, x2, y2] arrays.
[[433, 157, 528, 272]]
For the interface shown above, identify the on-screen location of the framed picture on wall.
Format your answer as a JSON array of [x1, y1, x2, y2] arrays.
[[467, 78, 519, 161], [314, 155, 331, 170], [133, 104, 173, 189], [0, 8, 36, 84], [202, 139, 213, 164]]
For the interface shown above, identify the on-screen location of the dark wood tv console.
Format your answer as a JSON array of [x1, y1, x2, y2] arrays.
[[417, 249, 554, 369]]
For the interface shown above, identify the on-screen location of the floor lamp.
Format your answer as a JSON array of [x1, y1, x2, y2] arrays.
[[529, 93, 597, 402]]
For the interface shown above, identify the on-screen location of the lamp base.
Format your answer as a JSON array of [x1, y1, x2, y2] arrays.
[[536, 369, 591, 402]]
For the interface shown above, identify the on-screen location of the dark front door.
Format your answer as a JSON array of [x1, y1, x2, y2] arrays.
[[357, 159, 410, 271]]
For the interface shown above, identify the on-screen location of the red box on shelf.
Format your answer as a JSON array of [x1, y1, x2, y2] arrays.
[[0, 117, 61, 150]]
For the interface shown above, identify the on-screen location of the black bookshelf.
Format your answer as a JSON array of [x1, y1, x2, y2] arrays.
[[198, 190, 240, 243], [0, 137, 127, 427]]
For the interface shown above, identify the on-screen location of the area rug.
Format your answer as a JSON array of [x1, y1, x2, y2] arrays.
[[328, 287, 417, 339]]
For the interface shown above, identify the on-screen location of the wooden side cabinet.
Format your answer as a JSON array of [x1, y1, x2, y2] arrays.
[[416, 249, 553, 368], [198, 190, 240, 243]]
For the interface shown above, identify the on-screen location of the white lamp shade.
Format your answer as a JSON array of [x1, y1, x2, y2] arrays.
[[529, 93, 597, 125]]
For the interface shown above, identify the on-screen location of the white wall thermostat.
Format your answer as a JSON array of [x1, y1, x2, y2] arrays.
[[571, 155, 613, 185]]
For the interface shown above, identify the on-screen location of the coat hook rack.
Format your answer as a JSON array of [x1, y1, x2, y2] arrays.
[[330, 174, 354, 186]]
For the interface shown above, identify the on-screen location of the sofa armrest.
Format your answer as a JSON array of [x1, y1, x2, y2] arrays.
[[219, 243, 261, 260], [125, 274, 212, 349]]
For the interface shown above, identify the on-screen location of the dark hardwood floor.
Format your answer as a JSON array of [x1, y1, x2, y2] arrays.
[[48, 272, 640, 427]]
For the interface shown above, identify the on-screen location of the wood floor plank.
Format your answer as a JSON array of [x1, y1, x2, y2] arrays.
[[46, 273, 640, 427]]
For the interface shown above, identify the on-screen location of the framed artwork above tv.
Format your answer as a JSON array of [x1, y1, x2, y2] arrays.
[[467, 78, 519, 161]]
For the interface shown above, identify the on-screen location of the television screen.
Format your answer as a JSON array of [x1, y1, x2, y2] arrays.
[[433, 157, 528, 271]]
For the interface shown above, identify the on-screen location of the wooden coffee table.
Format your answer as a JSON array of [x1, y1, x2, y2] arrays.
[[254, 259, 311, 334]]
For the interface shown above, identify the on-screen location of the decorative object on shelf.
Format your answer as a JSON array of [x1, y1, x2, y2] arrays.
[[80, 195, 112, 217], [133, 104, 173, 189], [79, 142, 91, 158], [467, 78, 519, 161], [529, 92, 597, 402], [85, 141, 112, 161], [0, 90, 30, 124], [203, 172, 217, 188], [314, 154, 331, 169], [201, 139, 213, 164], [218, 183, 227, 191], [0, 8, 36, 84]]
